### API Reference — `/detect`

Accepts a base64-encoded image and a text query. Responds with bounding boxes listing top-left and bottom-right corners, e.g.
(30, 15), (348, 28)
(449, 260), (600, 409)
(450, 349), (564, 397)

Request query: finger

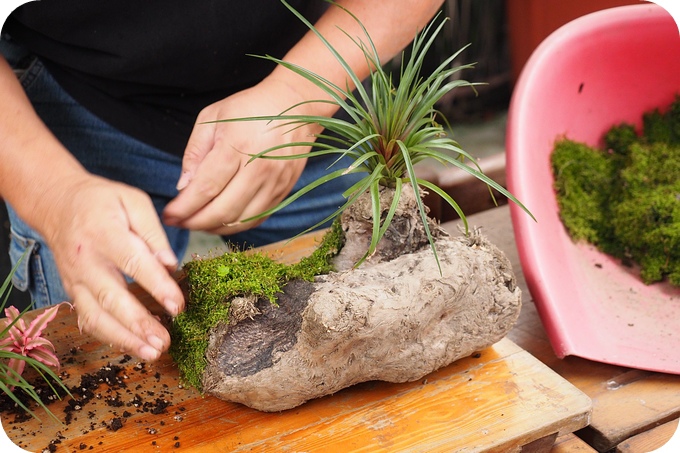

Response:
(189, 169), (298, 236)
(174, 160), (284, 232)
(123, 193), (179, 270)
(103, 229), (184, 317)
(177, 118), (217, 191)
(114, 197), (185, 315)
(72, 283), (167, 361)
(80, 261), (173, 346)
(177, 170), (260, 229)
(163, 146), (240, 225)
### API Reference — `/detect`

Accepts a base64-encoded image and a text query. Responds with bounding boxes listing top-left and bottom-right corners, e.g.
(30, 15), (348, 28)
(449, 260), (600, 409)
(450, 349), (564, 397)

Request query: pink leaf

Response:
(0, 336), (14, 350)
(3, 306), (20, 321)
(3, 306), (26, 332)
(6, 327), (27, 352)
(25, 336), (56, 352)
(7, 357), (26, 379)
(23, 304), (61, 340)
(28, 346), (60, 369)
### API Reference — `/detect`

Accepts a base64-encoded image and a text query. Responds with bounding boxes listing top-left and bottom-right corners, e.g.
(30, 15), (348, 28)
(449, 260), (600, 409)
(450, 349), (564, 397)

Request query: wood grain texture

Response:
(1, 324), (590, 452)
(551, 433), (598, 452)
(615, 418), (679, 453)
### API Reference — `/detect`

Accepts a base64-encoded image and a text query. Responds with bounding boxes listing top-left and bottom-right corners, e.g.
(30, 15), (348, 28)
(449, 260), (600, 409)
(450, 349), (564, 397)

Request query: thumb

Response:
(177, 118), (217, 190)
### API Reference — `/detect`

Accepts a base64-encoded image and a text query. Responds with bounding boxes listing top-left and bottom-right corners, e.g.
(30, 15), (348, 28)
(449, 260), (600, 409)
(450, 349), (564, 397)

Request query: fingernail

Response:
(140, 344), (161, 361)
(165, 298), (180, 316)
(147, 335), (166, 352)
(176, 170), (191, 191)
(155, 250), (178, 268)
(163, 215), (178, 226)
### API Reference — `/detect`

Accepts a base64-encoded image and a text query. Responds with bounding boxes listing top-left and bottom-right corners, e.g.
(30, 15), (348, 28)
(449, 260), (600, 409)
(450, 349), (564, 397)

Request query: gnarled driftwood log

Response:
(201, 229), (521, 411)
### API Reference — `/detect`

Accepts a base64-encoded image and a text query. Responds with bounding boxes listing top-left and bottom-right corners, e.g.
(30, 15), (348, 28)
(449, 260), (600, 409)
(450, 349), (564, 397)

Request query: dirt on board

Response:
(0, 345), (192, 452)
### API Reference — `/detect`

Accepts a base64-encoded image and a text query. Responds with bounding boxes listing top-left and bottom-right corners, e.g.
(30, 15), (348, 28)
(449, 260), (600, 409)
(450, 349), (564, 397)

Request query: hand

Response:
(163, 77), (321, 235)
(45, 175), (184, 361)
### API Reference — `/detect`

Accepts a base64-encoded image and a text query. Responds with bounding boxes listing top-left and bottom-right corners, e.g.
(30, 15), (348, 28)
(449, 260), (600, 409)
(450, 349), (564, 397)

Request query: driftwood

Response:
(201, 230), (521, 411)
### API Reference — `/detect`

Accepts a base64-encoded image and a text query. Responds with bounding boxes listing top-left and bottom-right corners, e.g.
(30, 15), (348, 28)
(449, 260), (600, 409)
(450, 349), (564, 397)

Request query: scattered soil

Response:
(0, 347), (187, 452)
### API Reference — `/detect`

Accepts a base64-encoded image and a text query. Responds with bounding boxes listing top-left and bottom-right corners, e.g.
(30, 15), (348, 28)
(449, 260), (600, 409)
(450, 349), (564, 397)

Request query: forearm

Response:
(268, 0), (445, 117)
(0, 56), (88, 238)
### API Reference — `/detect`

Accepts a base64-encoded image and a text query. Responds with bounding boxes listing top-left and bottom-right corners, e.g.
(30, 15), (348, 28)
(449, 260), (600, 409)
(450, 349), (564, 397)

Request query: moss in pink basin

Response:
(552, 97), (680, 286)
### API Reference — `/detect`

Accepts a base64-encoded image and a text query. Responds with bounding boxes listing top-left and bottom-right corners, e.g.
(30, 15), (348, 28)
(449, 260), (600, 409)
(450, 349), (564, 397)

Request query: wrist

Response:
(265, 66), (342, 120)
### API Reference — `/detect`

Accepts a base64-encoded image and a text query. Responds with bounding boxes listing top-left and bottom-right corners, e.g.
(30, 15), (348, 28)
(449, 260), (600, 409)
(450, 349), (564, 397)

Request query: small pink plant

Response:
(0, 304), (62, 380)
(0, 261), (71, 422)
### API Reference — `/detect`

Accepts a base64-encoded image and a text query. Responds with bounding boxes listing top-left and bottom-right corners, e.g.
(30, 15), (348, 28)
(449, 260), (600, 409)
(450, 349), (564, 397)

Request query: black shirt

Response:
(3, 1), (325, 156)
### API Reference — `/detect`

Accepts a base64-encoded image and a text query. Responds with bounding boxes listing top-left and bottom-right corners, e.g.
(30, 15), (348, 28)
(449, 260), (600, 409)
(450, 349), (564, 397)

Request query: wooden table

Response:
(1, 205), (676, 452)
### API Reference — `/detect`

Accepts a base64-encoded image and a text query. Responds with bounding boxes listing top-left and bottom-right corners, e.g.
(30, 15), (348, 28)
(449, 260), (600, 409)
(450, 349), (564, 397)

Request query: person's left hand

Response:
(163, 77), (321, 235)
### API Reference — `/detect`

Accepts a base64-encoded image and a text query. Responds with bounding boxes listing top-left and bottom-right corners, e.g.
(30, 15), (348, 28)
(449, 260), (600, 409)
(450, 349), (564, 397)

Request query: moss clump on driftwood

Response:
(169, 222), (344, 390)
(552, 97), (680, 286)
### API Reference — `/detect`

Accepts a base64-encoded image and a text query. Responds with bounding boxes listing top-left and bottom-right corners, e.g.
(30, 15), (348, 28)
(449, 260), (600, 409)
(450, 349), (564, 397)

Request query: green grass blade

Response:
(240, 167), (363, 223)
(419, 149), (536, 222)
(378, 177), (402, 240)
(367, 179), (382, 258)
(279, 0), (375, 116)
(397, 141), (442, 274)
(417, 178), (468, 234)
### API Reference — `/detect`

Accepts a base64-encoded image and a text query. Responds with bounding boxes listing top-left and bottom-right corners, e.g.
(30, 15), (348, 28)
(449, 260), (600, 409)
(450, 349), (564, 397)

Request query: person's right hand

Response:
(43, 174), (185, 361)
(0, 55), (182, 361)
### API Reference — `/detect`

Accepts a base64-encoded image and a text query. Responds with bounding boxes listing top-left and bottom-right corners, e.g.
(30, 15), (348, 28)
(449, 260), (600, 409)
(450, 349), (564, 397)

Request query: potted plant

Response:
(170, 0), (532, 411)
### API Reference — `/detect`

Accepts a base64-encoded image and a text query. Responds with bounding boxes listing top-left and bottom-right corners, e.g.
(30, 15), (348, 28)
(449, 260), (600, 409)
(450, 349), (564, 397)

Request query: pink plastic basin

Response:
(507, 4), (680, 373)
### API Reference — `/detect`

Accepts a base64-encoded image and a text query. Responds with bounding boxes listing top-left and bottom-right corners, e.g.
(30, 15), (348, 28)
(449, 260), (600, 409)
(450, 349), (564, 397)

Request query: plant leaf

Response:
(397, 140), (442, 274)
(7, 356), (26, 379)
(27, 345), (60, 369)
(23, 304), (61, 340)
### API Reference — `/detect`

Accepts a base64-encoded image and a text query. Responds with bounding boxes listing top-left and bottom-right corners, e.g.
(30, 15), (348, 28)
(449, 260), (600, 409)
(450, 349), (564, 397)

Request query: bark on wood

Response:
(202, 230), (522, 412)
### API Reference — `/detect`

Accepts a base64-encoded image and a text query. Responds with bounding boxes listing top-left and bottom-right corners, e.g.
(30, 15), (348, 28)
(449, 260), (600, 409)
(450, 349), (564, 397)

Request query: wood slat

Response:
(615, 418), (679, 453)
(551, 433), (597, 452)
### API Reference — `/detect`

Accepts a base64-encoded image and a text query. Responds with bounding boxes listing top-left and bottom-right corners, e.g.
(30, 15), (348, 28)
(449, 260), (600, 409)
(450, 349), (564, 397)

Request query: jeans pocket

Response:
(8, 227), (50, 307)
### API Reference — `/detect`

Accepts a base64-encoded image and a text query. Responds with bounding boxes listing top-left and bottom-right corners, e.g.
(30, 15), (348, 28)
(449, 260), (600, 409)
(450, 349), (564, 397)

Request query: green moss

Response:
(169, 220), (345, 390)
(552, 97), (680, 287)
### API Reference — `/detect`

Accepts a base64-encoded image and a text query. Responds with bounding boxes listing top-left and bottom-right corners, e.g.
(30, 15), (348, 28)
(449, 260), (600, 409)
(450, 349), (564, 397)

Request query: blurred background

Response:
(0, 0), (641, 309)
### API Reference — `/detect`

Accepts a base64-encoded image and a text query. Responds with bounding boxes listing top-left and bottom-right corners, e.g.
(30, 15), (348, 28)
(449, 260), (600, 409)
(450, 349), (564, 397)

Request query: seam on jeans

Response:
(18, 57), (43, 91)
(8, 226), (35, 292)
(29, 246), (51, 306)
(8, 226), (50, 306)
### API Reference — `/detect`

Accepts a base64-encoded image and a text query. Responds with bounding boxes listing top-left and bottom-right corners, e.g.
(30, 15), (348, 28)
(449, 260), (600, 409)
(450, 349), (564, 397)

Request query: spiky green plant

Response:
(221, 0), (533, 268)
(0, 257), (71, 423)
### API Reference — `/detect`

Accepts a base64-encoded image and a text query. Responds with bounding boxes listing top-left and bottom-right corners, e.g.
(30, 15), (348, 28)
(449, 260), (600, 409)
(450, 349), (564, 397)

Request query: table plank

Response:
(615, 418), (679, 453)
(551, 433), (597, 452)
(2, 210), (592, 452)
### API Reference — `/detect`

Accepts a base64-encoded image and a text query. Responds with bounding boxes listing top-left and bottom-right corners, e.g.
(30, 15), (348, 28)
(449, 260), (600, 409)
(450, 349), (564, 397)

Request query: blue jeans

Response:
(1, 37), (361, 309)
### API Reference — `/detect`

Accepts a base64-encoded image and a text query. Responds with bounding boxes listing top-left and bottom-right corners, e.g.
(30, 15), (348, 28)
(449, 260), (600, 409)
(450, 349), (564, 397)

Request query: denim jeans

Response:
(1, 36), (362, 308)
